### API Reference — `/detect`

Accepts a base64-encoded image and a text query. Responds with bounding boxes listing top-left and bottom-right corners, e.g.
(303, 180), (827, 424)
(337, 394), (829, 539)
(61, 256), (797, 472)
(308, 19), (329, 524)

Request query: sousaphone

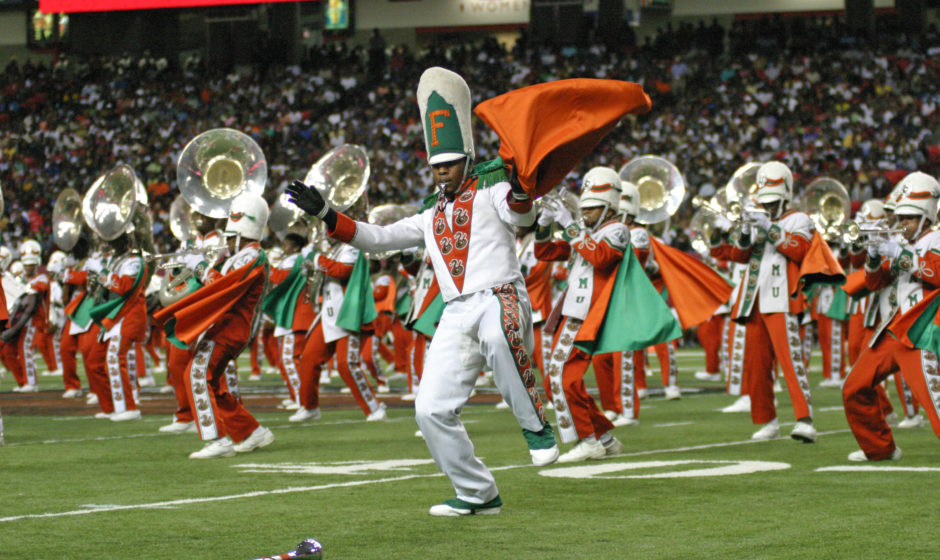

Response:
(303, 144), (369, 212)
(82, 164), (148, 241)
(177, 128), (267, 219)
(618, 155), (686, 225)
(53, 188), (84, 251)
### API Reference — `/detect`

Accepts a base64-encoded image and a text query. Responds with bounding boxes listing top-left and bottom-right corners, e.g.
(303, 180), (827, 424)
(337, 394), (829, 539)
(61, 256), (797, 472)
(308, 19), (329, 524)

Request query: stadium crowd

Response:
(0, 14), (938, 253)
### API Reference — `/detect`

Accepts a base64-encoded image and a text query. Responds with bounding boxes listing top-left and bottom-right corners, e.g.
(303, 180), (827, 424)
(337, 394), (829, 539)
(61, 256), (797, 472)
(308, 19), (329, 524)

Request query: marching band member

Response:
(843, 172), (940, 461)
(516, 217), (554, 403)
(1, 240), (48, 392)
(535, 167), (626, 461)
(399, 248), (441, 401)
(262, 232), (315, 415)
(291, 230), (386, 422)
(88, 228), (154, 422)
(710, 162), (820, 443)
(360, 257), (395, 393)
(154, 192), (276, 459)
(288, 67), (558, 516)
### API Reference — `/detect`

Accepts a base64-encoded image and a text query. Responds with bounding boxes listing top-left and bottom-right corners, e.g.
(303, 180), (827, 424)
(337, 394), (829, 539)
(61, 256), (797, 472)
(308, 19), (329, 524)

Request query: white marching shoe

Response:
(400, 391), (417, 401)
(94, 412), (112, 419)
(62, 388), (83, 398)
(289, 407), (322, 422)
(612, 414), (638, 427)
(603, 410), (617, 421)
(110, 410), (142, 422)
(790, 420), (817, 443)
(17, 384), (38, 393)
(189, 437), (236, 459)
(530, 444), (559, 467)
(898, 414), (926, 429)
(818, 378), (842, 388)
(159, 420), (197, 434)
(557, 439), (606, 463)
(233, 426), (275, 453)
(158, 385), (175, 394)
(848, 447), (902, 462)
(751, 418), (780, 441)
(86, 393), (99, 405)
(366, 404), (388, 421)
(694, 371), (722, 382)
(495, 399), (510, 410)
(664, 385), (681, 400)
(138, 376), (156, 387)
(636, 388), (648, 399)
(721, 395), (751, 413)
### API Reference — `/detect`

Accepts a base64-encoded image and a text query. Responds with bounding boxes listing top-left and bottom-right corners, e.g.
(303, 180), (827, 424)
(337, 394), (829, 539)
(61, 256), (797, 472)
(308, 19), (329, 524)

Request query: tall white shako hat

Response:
(0, 246), (11, 271)
(884, 178), (908, 213)
(619, 180), (640, 218)
(417, 67), (474, 166)
(755, 161), (794, 204)
(20, 239), (42, 266)
(224, 192), (269, 241)
(579, 167), (622, 211)
(893, 171), (940, 224)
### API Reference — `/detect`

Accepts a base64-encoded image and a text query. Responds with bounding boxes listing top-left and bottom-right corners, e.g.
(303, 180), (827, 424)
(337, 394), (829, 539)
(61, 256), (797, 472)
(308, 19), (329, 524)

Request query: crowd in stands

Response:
(0, 14), (938, 253)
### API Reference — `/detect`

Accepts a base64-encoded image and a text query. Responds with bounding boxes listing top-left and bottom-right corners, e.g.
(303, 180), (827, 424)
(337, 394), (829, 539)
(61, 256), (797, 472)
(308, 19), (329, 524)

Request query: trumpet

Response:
(691, 195), (765, 224)
(840, 220), (907, 244)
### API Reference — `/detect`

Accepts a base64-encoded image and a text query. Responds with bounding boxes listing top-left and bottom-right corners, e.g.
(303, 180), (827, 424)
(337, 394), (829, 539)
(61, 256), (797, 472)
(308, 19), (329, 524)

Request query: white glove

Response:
(867, 240), (881, 260)
(878, 239), (903, 260)
(749, 211), (772, 231)
(537, 200), (556, 227)
(554, 202), (575, 229)
(713, 214), (733, 232)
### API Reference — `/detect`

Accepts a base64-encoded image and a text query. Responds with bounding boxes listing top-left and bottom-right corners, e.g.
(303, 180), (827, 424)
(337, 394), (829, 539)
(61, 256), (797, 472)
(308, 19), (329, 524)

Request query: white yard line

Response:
(0, 428), (852, 524)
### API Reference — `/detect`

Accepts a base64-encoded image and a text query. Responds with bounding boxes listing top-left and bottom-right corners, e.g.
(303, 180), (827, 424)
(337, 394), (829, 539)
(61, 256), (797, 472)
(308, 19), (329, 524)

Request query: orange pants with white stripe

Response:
(843, 334), (940, 460)
(742, 311), (813, 425)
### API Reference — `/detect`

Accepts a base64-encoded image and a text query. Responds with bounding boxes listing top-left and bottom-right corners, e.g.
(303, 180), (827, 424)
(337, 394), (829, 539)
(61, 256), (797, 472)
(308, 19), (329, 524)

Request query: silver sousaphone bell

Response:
(304, 144), (369, 212)
(177, 128), (267, 219)
(52, 188), (84, 251)
(82, 164), (148, 241)
(618, 155), (686, 225)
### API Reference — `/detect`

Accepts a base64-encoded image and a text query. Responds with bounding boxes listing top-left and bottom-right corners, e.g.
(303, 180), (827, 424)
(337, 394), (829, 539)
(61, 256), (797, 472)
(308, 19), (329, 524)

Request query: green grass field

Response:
(1, 349), (938, 560)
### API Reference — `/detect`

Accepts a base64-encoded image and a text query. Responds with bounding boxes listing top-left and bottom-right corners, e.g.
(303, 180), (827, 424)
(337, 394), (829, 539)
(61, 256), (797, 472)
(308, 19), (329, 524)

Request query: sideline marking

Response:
(539, 459), (790, 479)
(816, 466), (940, 473)
(652, 421), (693, 428)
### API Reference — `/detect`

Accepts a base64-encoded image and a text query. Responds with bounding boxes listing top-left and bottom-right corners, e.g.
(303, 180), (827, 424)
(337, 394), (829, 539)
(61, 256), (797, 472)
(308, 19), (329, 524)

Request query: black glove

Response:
(0, 329), (13, 343)
(508, 164), (529, 202)
(286, 180), (330, 219)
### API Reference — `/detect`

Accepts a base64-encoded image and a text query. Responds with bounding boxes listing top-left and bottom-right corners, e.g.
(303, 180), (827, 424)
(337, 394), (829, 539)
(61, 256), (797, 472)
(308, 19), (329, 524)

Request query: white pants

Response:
(415, 281), (547, 504)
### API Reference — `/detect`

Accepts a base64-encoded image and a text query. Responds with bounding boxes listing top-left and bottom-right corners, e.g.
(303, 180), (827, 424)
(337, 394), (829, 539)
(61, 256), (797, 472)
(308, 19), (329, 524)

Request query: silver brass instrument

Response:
(618, 155), (686, 225)
(82, 164), (146, 241)
(301, 145), (370, 302)
(269, 191), (309, 238)
(840, 220), (907, 244)
(168, 195), (204, 243)
(365, 204), (408, 260)
(52, 188), (84, 251)
(303, 144), (369, 212)
(536, 185), (581, 239)
(798, 177), (851, 241)
(177, 128), (267, 219)
(724, 162), (763, 205)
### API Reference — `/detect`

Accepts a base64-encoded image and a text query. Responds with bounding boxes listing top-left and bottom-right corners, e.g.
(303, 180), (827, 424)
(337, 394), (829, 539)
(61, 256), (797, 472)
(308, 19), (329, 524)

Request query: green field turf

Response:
(1, 349), (938, 560)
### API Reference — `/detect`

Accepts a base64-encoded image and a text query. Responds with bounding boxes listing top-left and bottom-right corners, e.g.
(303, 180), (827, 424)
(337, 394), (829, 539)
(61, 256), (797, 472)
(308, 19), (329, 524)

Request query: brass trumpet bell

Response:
(303, 144), (369, 212)
(618, 155), (686, 225)
(177, 128), (267, 219)
(52, 188), (84, 251)
(82, 164), (145, 241)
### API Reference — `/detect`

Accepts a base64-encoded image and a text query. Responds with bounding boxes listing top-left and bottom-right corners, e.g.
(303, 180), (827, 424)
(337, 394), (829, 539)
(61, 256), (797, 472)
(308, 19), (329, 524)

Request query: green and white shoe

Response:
(429, 496), (502, 516)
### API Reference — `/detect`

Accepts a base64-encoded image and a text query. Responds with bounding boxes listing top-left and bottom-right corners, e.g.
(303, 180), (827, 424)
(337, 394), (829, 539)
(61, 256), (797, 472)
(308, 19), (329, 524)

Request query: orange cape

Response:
(474, 78), (652, 198)
(792, 232), (845, 295)
(650, 237), (733, 329)
(153, 263), (266, 349)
